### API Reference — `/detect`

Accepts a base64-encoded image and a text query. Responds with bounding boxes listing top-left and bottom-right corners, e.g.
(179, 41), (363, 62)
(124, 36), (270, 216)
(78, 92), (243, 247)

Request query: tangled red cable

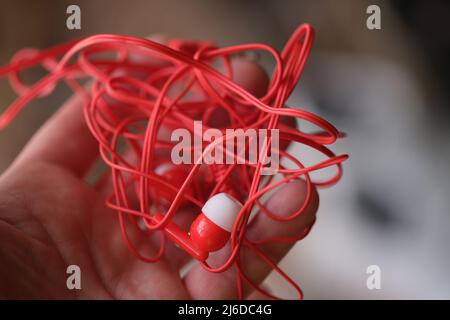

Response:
(0, 23), (348, 299)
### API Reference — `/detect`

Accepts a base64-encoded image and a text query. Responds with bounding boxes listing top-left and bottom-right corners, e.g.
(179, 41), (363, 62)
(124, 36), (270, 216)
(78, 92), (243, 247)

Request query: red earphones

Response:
(0, 23), (349, 299)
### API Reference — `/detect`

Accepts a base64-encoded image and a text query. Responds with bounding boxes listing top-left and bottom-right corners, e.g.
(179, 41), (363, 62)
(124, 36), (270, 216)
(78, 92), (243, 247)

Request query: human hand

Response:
(0, 53), (318, 299)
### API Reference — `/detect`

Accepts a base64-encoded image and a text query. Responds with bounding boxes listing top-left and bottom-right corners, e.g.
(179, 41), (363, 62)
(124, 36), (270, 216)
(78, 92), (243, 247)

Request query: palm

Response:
(0, 161), (189, 299)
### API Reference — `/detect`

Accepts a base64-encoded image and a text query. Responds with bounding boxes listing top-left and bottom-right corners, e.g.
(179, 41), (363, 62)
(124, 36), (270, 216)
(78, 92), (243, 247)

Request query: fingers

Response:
(160, 57), (270, 270)
(184, 180), (318, 299)
(97, 214), (190, 299)
(229, 58), (269, 98)
(240, 180), (318, 293)
(207, 58), (269, 128)
(10, 93), (98, 177)
(182, 56), (308, 299)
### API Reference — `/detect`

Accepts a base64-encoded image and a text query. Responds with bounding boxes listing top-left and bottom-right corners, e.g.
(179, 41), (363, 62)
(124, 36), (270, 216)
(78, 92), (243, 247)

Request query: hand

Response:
(0, 56), (318, 299)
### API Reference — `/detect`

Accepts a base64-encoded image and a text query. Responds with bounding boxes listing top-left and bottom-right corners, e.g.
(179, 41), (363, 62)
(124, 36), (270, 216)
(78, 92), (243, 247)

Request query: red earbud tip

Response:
(189, 214), (230, 252)
(190, 193), (243, 252)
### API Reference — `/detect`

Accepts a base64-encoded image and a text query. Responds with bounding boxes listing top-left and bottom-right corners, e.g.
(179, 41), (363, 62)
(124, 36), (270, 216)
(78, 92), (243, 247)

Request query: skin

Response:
(0, 55), (318, 299)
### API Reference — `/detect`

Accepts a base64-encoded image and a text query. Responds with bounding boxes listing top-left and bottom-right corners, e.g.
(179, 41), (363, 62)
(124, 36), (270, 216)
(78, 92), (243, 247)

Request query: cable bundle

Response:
(0, 24), (348, 299)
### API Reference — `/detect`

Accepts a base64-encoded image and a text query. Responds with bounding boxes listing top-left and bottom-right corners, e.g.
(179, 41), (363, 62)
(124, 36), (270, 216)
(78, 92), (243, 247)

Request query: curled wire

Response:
(0, 24), (348, 299)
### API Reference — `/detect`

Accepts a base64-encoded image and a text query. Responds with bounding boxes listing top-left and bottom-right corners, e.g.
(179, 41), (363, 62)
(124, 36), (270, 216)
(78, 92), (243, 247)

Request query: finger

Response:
(11, 93), (98, 177)
(88, 197), (191, 299)
(207, 58), (269, 128)
(127, 34), (169, 65)
(184, 180), (318, 299)
(247, 287), (272, 300)
(97, 214), (190, 299)
(240, 180), (318, 296)
(230, 58), (269, 98)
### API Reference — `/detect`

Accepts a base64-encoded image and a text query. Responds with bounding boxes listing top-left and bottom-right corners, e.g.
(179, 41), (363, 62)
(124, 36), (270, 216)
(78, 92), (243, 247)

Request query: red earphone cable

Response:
(0, 24), (348, 299)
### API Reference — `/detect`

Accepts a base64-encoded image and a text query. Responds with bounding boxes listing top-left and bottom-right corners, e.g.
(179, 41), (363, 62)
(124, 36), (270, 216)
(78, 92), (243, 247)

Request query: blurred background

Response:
(1, 0), (449, 299)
